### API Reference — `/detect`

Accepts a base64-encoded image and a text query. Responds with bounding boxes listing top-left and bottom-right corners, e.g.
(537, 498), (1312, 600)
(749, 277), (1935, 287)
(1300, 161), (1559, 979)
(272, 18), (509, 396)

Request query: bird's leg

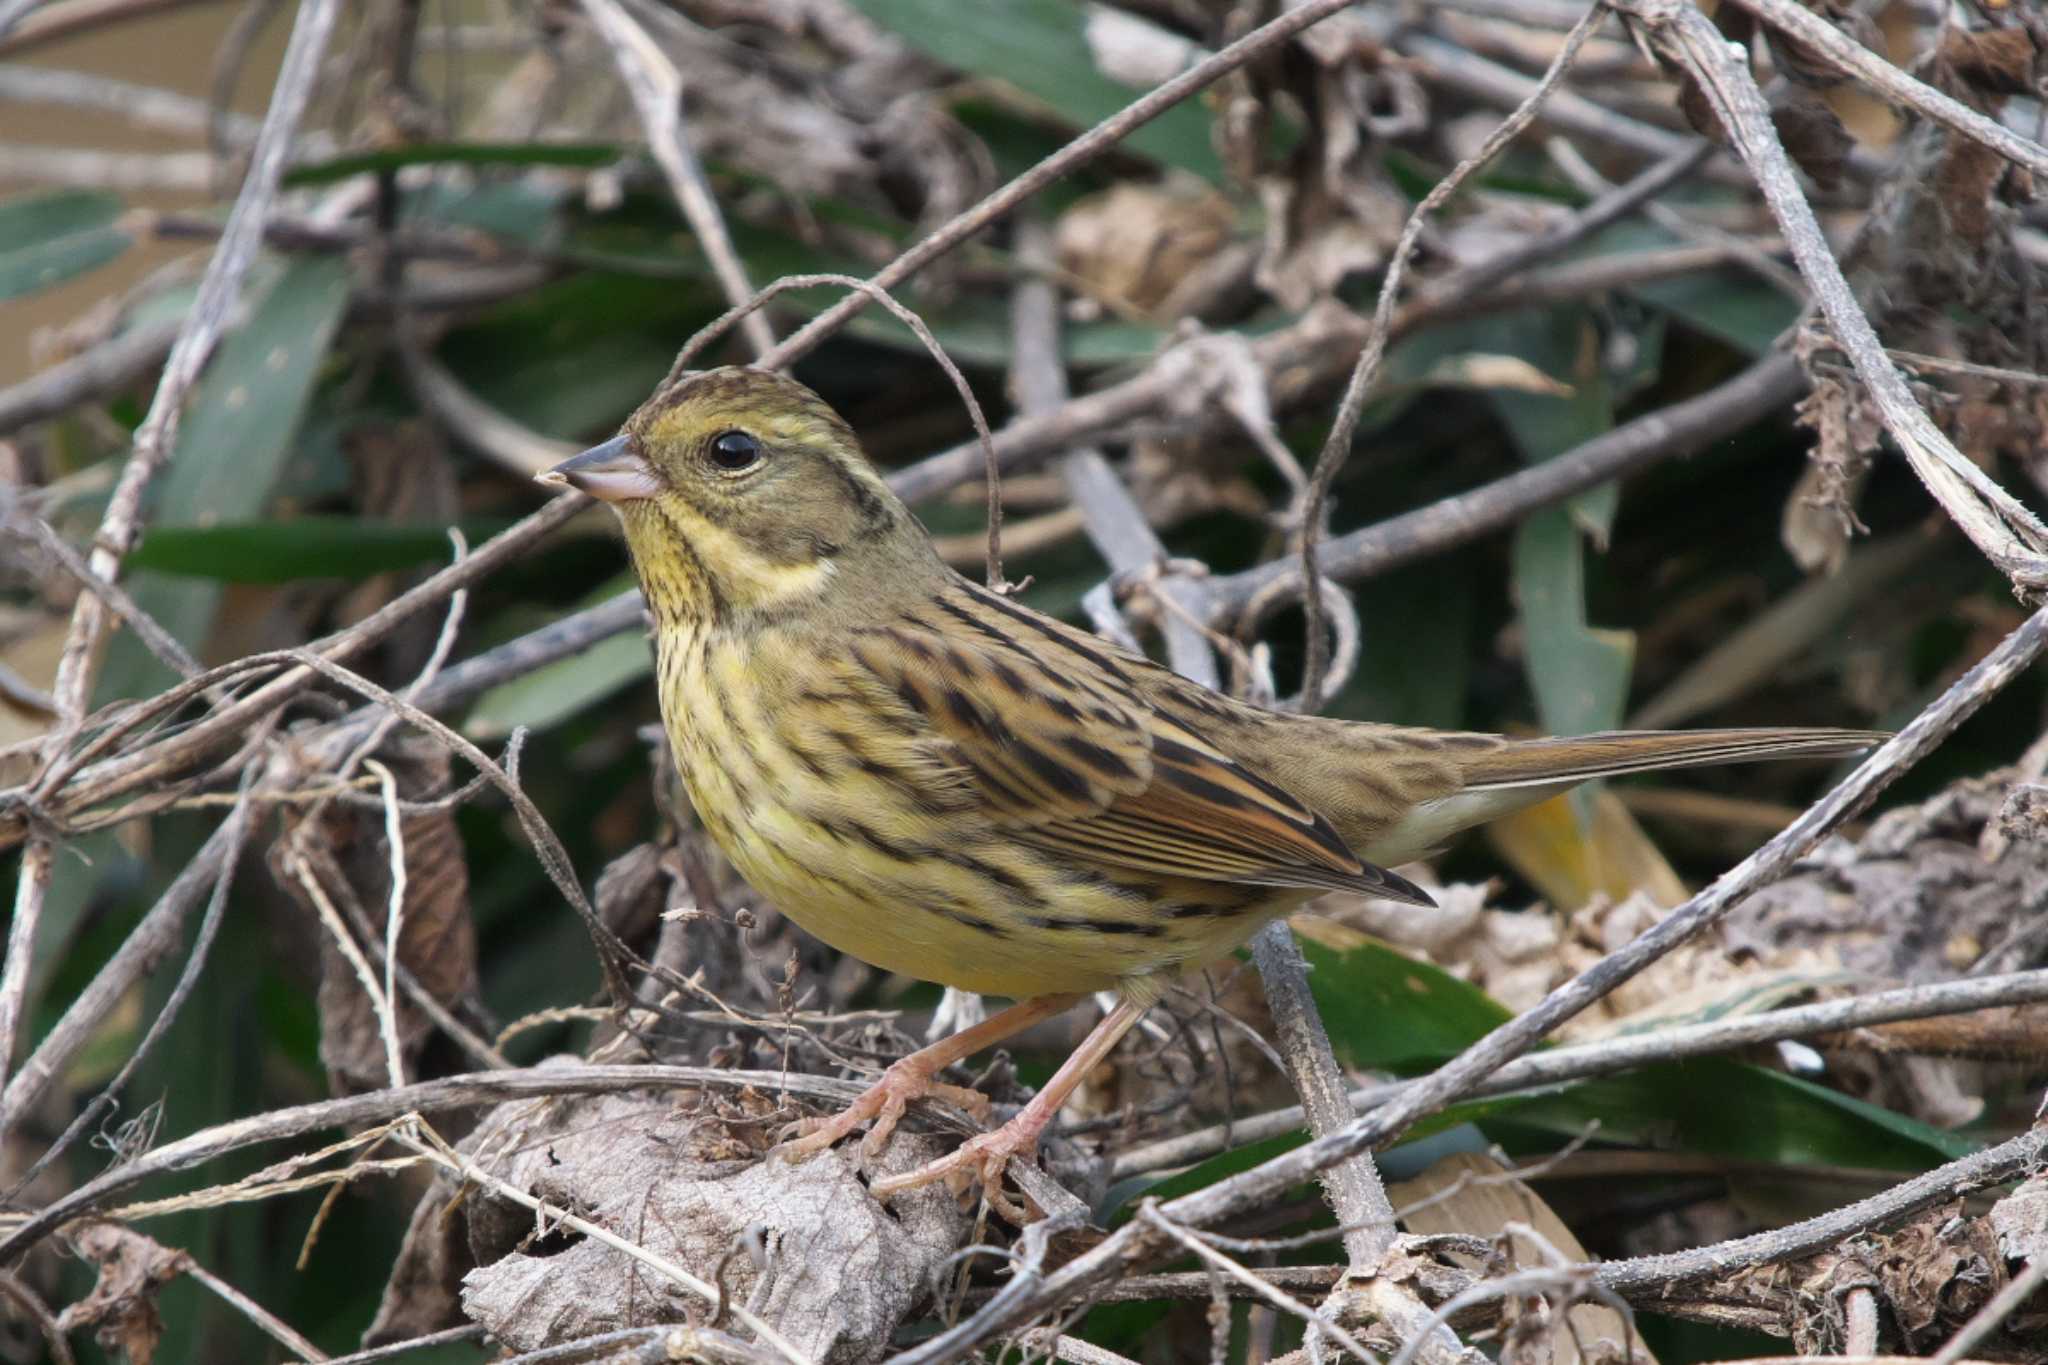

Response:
(776, 993), (1083, 1161)
(869, 996), (1150, 1218)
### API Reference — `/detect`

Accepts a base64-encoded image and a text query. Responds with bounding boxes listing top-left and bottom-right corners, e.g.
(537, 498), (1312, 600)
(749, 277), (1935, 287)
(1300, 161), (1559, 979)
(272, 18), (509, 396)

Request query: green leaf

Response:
(0, 189), (131, 300)
(466, 578), (651, 738)
(752, 270), (1169, 367)
(407, 179), (569, 243)
(0, 187), (119, 242)
(1482, 307), (1618, 539)
(1513, 506), (1635, 741)
(1326, 559), (1473, 730)
(439, 271), (716, 440)
(129, 518), (497, 584)
(1562, 216), (1798, 357)
(1105, 1129), (1308, 1216)
(1494, 1057), (1971, 1169)
(285, 141), (621, 187)
(1631, 267), (1801, 357)
(1106, 932), (1970, 1214)
(466, 627), (652, 740)
(1448, 306), (1635, 747)
(1300, 935), (1511, 1072)
(844, 0), (1224, 182)
(564, 212), (1173, 370)
(1301, 932), (1967, 1168)
(96, 255), (353, 701)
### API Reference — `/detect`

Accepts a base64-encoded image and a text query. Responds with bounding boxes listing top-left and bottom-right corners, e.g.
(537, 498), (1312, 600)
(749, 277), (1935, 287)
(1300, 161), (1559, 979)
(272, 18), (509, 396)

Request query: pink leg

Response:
(869, 995), (1150, 1219)
(776, 993), (1083, 1161)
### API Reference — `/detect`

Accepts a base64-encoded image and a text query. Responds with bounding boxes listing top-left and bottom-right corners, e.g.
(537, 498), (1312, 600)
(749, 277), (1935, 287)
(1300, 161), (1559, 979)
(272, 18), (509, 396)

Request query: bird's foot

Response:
(775, 1059), (992, 1161)
(868, 1110), (1051, 1224)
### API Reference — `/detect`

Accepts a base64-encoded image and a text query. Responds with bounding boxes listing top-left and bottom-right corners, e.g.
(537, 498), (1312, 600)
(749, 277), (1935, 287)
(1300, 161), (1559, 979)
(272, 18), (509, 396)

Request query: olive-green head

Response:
(539, 367), (929, 622)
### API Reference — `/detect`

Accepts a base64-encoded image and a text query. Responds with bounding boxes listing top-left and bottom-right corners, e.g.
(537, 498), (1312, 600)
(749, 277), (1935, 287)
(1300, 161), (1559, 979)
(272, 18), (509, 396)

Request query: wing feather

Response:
(843, 599), (1433, 907)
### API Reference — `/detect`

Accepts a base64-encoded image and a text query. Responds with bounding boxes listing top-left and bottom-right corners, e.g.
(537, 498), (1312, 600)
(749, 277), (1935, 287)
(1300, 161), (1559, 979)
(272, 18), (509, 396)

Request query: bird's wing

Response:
(842, 595), (1432, 906)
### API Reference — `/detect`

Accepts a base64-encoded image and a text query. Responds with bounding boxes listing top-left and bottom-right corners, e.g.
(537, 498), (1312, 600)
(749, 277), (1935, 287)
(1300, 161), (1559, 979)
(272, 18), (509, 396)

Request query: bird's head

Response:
(539, 368), (931, 624)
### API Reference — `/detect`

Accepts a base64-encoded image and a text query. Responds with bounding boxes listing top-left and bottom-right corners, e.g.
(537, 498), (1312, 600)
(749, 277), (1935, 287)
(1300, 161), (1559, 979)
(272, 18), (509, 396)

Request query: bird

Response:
(538, 365), (1882, 1219)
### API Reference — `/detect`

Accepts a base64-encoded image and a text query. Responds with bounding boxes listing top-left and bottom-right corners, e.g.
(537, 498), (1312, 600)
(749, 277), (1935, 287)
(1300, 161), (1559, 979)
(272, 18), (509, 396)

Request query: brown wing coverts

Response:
(846, 584), (1433, 907)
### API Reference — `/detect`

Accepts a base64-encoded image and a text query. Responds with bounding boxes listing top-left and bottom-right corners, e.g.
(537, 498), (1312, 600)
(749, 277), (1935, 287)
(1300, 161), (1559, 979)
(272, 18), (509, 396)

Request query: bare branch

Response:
(581, 0), (774, 357)
(1299, 0), (1609, 704)
(1721, 0), (2048, 180)
(943, 600), (2048, 1341)
(1206, 351), (1807, 622)
(1614, 0), (2048, 589)
(1113, 966), (2048, 1177)
(0, 0), (344, 1094)
(759, 0), (1365, 368)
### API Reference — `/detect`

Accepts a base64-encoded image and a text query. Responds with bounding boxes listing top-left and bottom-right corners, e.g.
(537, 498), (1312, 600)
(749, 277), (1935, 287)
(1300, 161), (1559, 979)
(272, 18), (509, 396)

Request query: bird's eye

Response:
(708, 430), (762, 472)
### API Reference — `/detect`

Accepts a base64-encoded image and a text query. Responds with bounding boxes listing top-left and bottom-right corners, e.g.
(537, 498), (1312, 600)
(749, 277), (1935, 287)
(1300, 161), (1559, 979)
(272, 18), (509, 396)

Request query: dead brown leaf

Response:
(1787, 332), (1880, 573)
(1055, 182), (1243, 320)
(1391, 1151), (1657, 1365)
(447, 1084), (971, 1363)
(1873, 1203), (2004, 1347)
(1770, 88), (1853, 190)
(1989, 1172), (2048, 1265)
(269, 736), (480, 1094)
(1938, 26), (2039, 99)
(54, 1224), (189, 1365)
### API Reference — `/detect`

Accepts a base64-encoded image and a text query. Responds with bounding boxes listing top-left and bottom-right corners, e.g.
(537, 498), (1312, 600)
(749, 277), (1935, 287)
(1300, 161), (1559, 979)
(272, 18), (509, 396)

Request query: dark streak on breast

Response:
(1023, 915), (1166, 938)
(937, 847), (1047, 909)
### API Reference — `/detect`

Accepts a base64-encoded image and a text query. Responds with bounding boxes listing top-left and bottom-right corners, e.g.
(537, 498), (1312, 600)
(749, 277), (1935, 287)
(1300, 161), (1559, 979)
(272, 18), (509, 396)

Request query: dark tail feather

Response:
(1459, 727), (1886, 792)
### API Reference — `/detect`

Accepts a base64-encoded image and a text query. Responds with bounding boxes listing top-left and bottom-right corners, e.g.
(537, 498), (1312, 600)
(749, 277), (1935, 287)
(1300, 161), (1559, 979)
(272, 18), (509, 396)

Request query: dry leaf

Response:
(1055, 182), (1241, 319)
(1484, 788), (1689, 912)
(1391, 1152), (1657, 1365)
(1231, 5), (1415, 311)
(1873, 1204), (2004, 1347)
(1254, 156), (1408, 311)
(269, 736), (480, 1094)
(1416, 353), (1573, 397)
(1771, 88), (1853, 190)
(453, 1085), (971, 1363)
(1788, 332), (1880, 574)
(1083, 4), (1198, 88)
(1989, 1173), (2048, 1264)
(55, 1225), (189, 1365)
(1934, 135), (2012, 247)
(1938, 25), (2039, 99)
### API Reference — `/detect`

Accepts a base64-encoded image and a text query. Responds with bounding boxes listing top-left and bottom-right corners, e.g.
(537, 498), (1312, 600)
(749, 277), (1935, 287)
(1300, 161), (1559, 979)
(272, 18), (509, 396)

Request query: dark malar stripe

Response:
(822, 458), (894, 537)
(650, 504), (729, 626)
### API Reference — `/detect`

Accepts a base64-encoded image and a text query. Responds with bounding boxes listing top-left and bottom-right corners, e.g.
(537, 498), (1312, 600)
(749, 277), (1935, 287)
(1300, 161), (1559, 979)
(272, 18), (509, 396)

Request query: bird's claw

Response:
(868, 1118), (1043, 1224)
(771, 1064), (993, 1164)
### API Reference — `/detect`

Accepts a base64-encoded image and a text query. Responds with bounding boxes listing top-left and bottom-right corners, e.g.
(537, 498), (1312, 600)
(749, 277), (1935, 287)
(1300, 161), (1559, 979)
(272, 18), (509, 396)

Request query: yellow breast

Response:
(652, 627), (1298, 998)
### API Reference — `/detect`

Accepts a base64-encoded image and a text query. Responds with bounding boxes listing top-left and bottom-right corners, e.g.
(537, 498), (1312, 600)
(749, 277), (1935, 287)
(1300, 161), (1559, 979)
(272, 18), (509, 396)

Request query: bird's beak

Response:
(535, 434), (662, 503)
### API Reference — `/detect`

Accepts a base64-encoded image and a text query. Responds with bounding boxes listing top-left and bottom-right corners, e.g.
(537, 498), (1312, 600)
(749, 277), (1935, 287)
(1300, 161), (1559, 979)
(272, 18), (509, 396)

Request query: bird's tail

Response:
(1351, 726), (1884, 866)
(1455, 726), (1887, 792)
